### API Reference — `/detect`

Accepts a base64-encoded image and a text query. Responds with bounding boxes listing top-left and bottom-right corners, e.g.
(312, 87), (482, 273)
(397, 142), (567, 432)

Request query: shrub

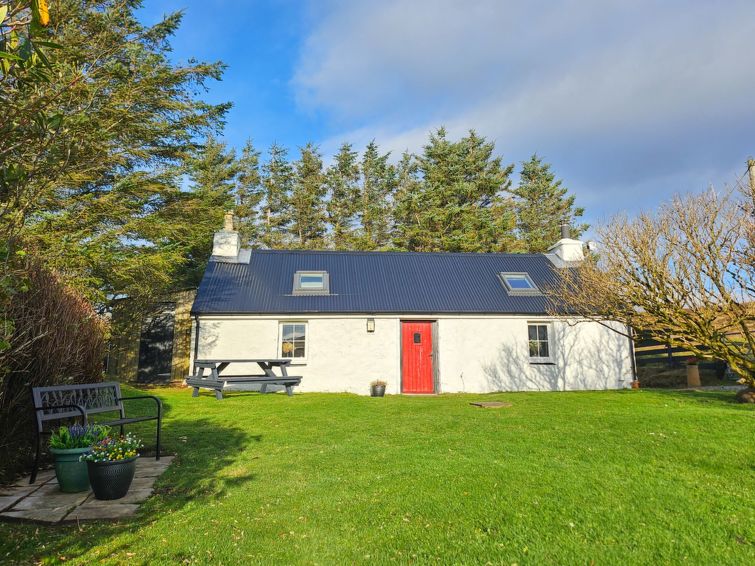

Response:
(49, 424), (110, 450)
(0, 260), (107, 482)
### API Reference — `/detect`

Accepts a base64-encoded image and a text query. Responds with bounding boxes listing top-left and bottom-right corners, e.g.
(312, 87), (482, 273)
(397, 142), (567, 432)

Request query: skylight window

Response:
(499, 272), (540, 295)
(293, 271), (330, 295)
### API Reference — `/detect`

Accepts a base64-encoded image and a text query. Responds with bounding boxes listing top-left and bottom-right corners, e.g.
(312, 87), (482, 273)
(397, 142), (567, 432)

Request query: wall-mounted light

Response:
(366, 318), (375, 333)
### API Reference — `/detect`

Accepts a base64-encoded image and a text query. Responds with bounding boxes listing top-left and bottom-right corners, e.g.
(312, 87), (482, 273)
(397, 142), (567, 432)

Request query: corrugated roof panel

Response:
(191, 250), (561, 315)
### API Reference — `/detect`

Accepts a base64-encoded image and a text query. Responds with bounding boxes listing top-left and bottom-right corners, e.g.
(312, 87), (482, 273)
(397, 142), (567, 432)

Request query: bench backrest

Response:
(32, 382), (123, 430)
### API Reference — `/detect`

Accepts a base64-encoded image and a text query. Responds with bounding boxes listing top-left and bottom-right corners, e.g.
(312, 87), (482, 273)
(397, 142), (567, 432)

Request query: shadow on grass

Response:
(647, 388), (749, 406)
(6, 412), (259, 564)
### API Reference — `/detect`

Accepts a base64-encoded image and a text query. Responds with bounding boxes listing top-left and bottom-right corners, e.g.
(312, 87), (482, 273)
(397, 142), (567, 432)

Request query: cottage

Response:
(189, 216), (635, 395)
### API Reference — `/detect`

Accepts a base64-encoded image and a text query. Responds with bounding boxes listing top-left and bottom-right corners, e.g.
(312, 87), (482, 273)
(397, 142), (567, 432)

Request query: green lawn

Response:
(1, 387), (753, 565)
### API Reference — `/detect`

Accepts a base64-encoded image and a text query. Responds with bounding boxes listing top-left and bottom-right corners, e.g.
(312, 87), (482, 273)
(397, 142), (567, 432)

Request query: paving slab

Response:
(15, 470), (55, 486)
(67, 504), (139, 520)
(0, 495), (25, 512)
(0, 455), (174, 524)
(13, 492), (89, 511)
(78, 489), (153, 506)
(0, 506), (71, 523)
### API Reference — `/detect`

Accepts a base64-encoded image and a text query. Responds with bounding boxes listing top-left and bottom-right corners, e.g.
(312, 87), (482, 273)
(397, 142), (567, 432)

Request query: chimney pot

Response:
(560, 222), (570, 239)
(212, 212), (240, 259)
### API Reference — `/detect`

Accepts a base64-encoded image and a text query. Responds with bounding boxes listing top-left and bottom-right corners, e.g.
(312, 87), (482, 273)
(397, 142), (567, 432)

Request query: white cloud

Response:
(293, 0), (755, 219)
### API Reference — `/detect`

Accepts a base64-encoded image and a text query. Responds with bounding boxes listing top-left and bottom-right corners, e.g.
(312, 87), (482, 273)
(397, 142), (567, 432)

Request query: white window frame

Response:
(292, 271), (330, 295)
(527, 322), (554, 364)
(278, 321), (308, 361)
(499, 272), (541, 295)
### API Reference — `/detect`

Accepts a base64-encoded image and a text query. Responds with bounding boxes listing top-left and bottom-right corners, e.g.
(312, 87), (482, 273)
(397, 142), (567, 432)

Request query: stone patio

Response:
(0, 456), (173, 524)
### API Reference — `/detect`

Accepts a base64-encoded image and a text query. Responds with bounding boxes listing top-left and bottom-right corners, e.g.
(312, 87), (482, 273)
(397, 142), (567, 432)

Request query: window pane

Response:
(529, 341), (539, 357)
(538, 325), (548, 341)
(528, 325), (537, 340)
(281, 341), (294, 357)
(300, 274), (324, 288)
(505, 275), (533, 289)
(282, 323), (306, 358)
(539, 342), (549, 358)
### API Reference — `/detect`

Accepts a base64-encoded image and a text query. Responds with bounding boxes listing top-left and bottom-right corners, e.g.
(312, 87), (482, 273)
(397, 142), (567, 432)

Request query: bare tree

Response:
(548, 178), (755, 391)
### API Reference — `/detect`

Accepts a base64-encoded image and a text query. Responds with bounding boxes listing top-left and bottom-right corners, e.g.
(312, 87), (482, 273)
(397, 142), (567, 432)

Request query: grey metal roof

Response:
(191, 250), (561, 315)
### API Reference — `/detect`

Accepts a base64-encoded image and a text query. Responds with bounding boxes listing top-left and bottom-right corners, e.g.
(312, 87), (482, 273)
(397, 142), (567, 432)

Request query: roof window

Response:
(293, 271), (330, 295)
(499, 272), (540, 295)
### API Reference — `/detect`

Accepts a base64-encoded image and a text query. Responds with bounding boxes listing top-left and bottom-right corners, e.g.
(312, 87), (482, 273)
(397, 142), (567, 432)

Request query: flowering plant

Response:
(81, 433), (143, 463)
(50, 424), (109, 449)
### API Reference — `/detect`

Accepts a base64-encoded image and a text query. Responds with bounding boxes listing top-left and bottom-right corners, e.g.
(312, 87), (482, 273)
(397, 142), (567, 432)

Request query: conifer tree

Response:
(510, 154), (587, 253)
(180, 135), (239, 285)
(6, 0), (229, 309)
(355, 141), (396, 250)
(325, 143), (360, 249)
(235, 139), (263, 246)
(393, 128), (516, 252)
(260, 143), (293, 249)
(290, 143), (327, 248)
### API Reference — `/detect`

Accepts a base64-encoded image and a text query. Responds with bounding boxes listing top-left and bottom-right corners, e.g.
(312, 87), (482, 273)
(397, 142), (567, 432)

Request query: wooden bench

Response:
(31, 382), (162, 484)
(186, 359), (303, 400)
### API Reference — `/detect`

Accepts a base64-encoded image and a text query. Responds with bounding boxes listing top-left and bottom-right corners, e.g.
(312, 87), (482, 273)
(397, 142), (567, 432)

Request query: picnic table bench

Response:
(186, 359), (303, 400)
(30, 382), (162, 484)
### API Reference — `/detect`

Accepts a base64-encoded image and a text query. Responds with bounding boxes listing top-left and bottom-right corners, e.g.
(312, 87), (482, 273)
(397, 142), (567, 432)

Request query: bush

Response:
(0, 261), (106, 482)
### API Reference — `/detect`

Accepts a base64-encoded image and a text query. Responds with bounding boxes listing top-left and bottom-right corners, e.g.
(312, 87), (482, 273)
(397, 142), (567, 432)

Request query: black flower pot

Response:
(370, 384), (386, 397)
(87, 456), (137, 500)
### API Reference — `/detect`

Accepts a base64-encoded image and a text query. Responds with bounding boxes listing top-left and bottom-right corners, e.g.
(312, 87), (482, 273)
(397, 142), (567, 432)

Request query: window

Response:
(293, 271), (329, 295)
(280, 322), (307, 359)
(528, 323), (553, 362)
(499, 272), (540, 295)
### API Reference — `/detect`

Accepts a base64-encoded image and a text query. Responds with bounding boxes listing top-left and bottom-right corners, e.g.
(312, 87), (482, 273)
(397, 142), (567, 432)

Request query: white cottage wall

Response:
(190, 315), (633, 395)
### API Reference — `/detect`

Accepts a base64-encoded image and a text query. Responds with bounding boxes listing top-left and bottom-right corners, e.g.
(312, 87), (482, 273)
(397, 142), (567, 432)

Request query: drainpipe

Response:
(192, 315), (200, 373)
(628, 325), (638, 387)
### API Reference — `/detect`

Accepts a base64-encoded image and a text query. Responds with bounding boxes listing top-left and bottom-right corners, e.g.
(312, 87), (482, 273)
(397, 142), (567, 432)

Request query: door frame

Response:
(400, 319), (439, 394)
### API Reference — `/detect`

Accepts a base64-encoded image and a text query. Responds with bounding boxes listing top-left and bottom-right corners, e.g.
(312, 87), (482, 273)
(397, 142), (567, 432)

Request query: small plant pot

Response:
(370, 384), (386, 397)
(50, 447), (92, 493)
(686, 364), (701, 388)
(87, 457), (138, 500)
(631, 380), (640, 390)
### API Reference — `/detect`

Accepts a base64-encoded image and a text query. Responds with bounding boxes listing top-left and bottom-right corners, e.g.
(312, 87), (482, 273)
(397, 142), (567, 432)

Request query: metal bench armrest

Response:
(34, 403), (88, 425)
(117, 395), (162, 418)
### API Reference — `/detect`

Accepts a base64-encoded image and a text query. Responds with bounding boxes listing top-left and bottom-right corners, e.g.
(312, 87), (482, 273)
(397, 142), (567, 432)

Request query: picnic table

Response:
(186, 359), (303, 400)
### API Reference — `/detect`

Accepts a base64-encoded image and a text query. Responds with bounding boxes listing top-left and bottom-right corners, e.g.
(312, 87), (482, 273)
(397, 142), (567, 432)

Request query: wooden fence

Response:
(634, 335), (726, 375)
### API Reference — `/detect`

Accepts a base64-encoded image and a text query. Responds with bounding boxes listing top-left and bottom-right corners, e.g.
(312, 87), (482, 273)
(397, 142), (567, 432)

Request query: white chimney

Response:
(546, 223), (584, 266)
(212, 211), (240, 259)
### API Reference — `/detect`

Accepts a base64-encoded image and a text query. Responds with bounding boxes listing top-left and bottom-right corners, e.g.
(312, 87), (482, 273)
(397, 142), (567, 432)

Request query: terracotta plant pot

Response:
(51, 447), (92, 493)
(87, 457), (137, 500)
(686, 364), (701, 388)
(631, 380), (640, 390)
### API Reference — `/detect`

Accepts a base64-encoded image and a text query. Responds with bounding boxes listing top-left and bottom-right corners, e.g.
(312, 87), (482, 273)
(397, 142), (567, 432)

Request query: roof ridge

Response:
(247, 249), (547, 258)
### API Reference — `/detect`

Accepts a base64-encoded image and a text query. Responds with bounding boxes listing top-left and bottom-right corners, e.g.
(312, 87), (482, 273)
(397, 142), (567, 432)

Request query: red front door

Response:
(401, 321), (434, 394)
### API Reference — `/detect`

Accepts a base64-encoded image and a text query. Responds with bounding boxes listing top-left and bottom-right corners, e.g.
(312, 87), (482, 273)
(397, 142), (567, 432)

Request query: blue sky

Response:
(138, 0), (755, 226)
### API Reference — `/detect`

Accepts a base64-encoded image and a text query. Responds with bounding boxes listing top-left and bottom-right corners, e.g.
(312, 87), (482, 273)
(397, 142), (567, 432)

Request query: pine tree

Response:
(290, 143), (327, 248)
(260, 143), (293, 249)
(355, 141), (396, 250)
(8, 0), (229, 309)
(325, 143), (360, 249)
(235, 139), (263, 246)
(181, 135), (240, 285)
(393, 128), (516, 252)
(510, 154), (587, 253)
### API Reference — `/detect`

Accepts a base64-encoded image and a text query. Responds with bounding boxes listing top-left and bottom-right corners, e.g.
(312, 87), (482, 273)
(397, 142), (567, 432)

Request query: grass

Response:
(1, 387), (753, 565)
